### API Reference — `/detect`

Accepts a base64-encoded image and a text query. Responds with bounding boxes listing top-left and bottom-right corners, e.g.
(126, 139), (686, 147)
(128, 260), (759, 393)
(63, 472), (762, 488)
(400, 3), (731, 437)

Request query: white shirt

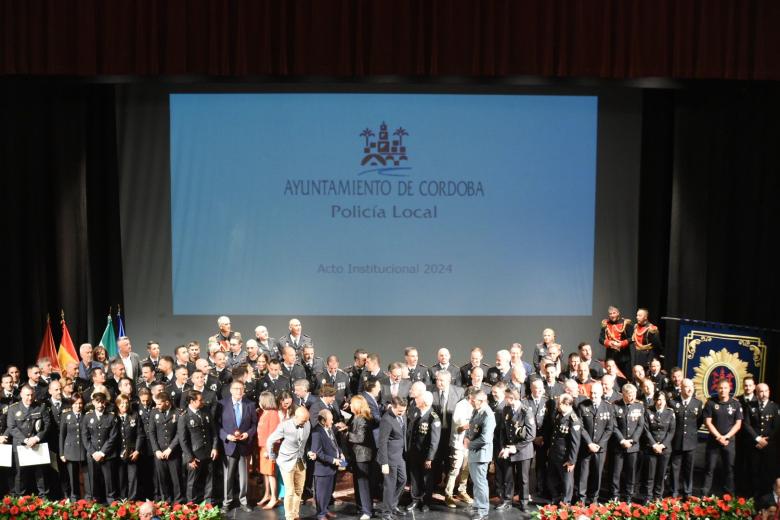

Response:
(450, 398), (474, 448)
(120, 352), (134, 379)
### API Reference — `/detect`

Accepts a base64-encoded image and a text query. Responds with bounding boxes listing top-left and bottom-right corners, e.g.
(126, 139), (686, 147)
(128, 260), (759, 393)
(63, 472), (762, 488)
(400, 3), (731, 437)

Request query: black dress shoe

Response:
(392, 507), (408, 517)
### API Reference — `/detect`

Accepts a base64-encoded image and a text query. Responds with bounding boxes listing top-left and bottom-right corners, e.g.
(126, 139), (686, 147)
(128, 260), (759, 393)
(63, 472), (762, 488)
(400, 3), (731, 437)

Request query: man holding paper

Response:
(6, 385), (50, 496)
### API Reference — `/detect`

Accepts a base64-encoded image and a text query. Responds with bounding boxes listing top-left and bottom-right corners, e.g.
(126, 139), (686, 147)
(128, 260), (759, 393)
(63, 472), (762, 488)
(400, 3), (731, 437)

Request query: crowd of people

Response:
(1, 308), (779, 520)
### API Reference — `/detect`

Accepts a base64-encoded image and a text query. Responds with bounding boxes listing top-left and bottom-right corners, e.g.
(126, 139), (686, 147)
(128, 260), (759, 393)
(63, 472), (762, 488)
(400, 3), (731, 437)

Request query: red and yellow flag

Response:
(36, 315), (60, 372)
(57, 315), (79, 371)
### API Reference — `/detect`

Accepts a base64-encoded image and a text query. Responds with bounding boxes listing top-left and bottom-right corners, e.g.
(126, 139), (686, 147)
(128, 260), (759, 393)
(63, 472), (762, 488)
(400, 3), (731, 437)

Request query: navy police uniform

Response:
(545, 410), (581, 505)
(639, 406), (675, 500)
(82, 409), (120, 502)
(148, 408), (185, 503)
(576, 398), (613, 503)
(701, 397), (743, 496)
(669, 396), (702, 498)
(6, 401), (51, 496)
(609, 400), (644, 502)
(178, 405), (219, 503)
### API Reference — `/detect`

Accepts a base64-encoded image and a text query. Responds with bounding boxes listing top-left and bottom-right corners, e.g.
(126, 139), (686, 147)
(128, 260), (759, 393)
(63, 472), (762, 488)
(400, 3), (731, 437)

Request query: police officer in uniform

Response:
(404, 347), (430, 386)
(736, 376), (759, 496)
(179, 389), (219, 503)
(166, 365), (192, 410)
(669, 378), (702, 499)
(743, 383), (780, 495)
(576, 381), (613, 505)
(318, 356), (351, 409)
(701, 379), (743, 497)
(545, 393), (581, 505)
(136, 387), (160, 500)
(496, 389), (535, 511)
(406, 391), (440, 513)
(59, 393), (87, 500)
(460, 347), (491, 389)
(7, 385), (51, 497)
(259, 359), (291, 399)
(345, 349), (368, 397)
(609, 383), (644, 502)
(115, 394), (144, 500)
(82, 392), (120, 503)
(639, 391), (675, 501)
(148, 391), (185, 503)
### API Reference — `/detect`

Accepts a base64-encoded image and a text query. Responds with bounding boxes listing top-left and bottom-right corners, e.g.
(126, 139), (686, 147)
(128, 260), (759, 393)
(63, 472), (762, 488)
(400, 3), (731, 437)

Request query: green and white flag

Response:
(99, 314), (118, 359)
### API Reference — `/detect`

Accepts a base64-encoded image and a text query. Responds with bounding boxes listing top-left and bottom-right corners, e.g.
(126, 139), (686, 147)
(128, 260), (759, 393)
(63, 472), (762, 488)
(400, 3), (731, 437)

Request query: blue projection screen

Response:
(170, 93), (598, 316)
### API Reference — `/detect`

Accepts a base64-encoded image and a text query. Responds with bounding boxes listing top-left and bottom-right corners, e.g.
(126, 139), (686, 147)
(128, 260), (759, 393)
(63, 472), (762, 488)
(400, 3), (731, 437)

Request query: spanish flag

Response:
(57, 316), (79, 372)
(36, 315), (60, 373)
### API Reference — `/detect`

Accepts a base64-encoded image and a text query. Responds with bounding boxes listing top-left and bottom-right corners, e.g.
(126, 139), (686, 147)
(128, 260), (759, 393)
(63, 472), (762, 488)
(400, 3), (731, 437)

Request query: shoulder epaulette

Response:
(418, 363), (428, 368)
(624, 319), (632, 326)
(649, 324), (659, 333)
(601, 319), (608, 327)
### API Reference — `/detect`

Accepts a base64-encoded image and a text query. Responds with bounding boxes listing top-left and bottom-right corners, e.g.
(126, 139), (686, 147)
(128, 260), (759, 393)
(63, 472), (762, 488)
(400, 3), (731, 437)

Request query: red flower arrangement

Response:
(0, 496), (221, 519)
(534, 495), (754, 520)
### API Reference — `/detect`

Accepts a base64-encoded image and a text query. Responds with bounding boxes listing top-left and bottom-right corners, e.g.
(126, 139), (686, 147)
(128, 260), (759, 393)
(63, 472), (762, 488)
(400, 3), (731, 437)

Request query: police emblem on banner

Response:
(678, 322), (767, 400)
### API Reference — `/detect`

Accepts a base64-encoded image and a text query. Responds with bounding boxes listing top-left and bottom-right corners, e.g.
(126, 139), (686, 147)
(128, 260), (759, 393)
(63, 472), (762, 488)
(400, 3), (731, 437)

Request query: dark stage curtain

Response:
(637, 86), (780, 366)
(1, 0), (779, 79)
(2, 84), (124, 366)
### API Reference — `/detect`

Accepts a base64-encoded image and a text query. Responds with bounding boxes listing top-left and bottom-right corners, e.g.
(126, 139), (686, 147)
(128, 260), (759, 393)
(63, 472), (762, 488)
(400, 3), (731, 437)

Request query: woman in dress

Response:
(257, 391), (281, 509)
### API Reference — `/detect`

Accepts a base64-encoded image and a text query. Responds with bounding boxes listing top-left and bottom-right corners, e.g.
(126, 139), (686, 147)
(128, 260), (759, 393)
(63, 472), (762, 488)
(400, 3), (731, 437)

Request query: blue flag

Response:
(117, 306), (126, 338)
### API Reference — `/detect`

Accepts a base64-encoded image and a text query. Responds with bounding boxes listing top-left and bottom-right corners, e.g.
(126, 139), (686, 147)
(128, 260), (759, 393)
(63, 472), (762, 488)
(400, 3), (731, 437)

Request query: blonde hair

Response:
(350, 394), (372, 420)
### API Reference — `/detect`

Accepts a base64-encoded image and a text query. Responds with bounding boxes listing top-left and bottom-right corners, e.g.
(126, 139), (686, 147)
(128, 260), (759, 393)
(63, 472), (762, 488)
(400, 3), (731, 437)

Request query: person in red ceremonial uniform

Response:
(599, 306), (633, 380)
(631, 308), (663, 370)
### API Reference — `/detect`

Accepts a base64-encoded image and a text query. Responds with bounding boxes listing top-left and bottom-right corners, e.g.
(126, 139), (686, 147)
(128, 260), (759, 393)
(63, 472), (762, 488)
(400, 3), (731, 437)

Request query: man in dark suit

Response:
(309, 409), (345, 520)
(46, 379), (72, 499)
(526, 378), (553, 500)
(179, 389), (218, 503)
(382, 363), (412, 405)
(306, 385), (347, 499)
(217, 381), (258, 512)
(167, 365), (192, 410)
(378, 397), (409, 520)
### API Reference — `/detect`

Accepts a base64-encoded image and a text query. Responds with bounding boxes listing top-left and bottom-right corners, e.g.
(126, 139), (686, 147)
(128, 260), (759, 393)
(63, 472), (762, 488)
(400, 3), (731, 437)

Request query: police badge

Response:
(190, 419), (196, 426)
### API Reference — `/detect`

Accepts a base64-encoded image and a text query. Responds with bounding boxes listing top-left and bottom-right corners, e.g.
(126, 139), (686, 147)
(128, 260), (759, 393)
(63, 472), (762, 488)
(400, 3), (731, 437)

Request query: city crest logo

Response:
(358, 122), (412, 177)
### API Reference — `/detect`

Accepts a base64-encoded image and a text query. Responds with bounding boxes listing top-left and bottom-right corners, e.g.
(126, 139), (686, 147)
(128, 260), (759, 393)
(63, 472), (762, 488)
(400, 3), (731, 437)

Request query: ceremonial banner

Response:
(678, 320), (768, 400)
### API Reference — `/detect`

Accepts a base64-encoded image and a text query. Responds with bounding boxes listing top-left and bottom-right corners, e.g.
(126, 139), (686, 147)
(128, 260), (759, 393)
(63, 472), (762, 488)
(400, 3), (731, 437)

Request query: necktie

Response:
(440, 391), (448, 428)
(234, 402), (242, 425)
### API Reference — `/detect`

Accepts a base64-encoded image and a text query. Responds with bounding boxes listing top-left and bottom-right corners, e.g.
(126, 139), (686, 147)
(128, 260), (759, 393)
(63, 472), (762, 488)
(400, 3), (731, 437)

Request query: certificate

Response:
(0, 444), (11, 467)
(17, 443), (51, 467)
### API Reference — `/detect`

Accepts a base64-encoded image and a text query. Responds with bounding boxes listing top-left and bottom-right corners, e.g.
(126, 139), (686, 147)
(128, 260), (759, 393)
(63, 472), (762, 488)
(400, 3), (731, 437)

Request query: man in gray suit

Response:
(465, 390), (495, 520)
(112, 336), (142, 382)
(266, 406), (312, 520)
